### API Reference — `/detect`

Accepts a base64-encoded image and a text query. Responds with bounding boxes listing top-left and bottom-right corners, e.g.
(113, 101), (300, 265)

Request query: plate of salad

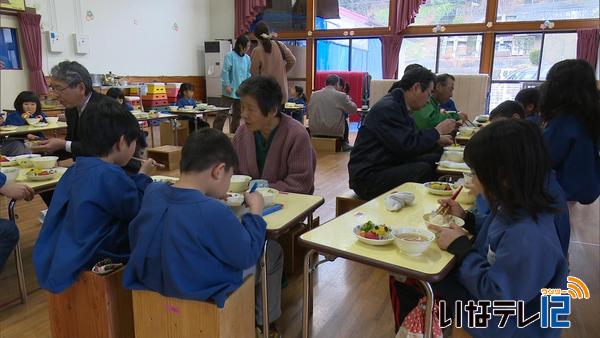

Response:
(353, 221), (394, 246)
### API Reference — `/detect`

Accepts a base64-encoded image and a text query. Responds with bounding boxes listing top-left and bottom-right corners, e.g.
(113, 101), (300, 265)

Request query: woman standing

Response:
(250, 21), (296, 104)
(216, 35), (251, 133)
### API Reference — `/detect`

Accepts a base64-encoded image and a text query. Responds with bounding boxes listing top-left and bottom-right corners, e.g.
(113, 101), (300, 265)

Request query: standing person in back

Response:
(250, 21), (296, 104)
(308, 74), (357, 151)
(540, 59), (600, 205)
(217, 35), (251, 133)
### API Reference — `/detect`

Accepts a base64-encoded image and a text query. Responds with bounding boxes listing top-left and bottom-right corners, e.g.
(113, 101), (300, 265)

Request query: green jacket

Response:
(411, 97), (460, 130)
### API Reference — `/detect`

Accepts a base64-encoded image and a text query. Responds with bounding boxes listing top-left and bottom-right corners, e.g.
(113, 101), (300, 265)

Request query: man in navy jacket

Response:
(348, 67), (457, 200)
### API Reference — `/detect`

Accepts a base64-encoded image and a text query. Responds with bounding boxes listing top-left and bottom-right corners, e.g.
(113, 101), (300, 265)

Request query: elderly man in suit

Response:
(308, 74), (357, 152)
(35, 61), (109, 157)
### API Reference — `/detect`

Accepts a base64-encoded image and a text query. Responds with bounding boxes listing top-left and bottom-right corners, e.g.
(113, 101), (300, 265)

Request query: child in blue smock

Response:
(540, 59), (600, 205)
(124, 128), (283, 334)
(176, 82), (206, 133)
(515, 87), (541, 127)
(287, 85), (307, 123)
(33, 100), (158, 293)
(1, 91), (47, 156)
(428, 119), (569, 337)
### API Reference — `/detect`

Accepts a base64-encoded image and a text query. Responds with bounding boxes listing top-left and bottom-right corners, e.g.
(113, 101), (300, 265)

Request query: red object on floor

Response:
(314, 71), (367, 122)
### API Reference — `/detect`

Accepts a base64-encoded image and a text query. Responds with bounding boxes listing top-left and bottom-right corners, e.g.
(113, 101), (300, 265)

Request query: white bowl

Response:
(14, 154), (41, 168)
(455, 187), (476, 205)
(475, 115), (489, 123)
(458, 126), (476, 136)
(444, 145), (464, 152)
(168, 106), (179, 112)
(443, 151), (464, 163)
(1, 167), (19, 183)
(30, 156), (58, 169)
(256, 188), (276, 206)
(423, 213), (465, 228)
(26, 117), (42, 125)
(229, 175), (252, 193)
(184, 105), (194, 110)
(392, 227), (435, 256)
(353, 225), (394, 246)
(423, 182), (456, 196)
(45, 117), (59, 124)
(226, 192), (245, 207)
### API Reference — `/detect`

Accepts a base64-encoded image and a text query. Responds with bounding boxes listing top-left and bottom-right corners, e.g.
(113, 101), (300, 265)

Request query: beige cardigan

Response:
(250, 41), (296, 103)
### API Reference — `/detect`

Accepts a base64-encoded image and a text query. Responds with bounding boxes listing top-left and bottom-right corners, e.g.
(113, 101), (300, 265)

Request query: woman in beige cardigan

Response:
(250, 21), (296, 103)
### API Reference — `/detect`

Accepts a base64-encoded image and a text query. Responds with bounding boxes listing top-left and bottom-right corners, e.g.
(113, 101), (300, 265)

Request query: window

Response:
(398, 35), (483, 75)
(0, 27), (21, 70)
(316, 38), (383, 79)
(316, 0), (390, 30)
(497, 0), (599, 22)
(438, 35), (483, 74)
(316, 39), (350, 71)
(350, 38), (383, 80)
(253, 0), (307, 32)
(489, 32), (576, 110)
(412, 0), (487, 25)
(398, 37), (438, 73)
(539, 33), (577, 80)
(492, 33), (543, 81)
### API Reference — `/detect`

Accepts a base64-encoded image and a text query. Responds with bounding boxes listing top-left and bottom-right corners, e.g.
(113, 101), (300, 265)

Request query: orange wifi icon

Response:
(563, 276), (590, 300)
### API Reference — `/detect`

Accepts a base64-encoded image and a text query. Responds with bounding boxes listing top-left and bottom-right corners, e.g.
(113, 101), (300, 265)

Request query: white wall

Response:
(0, 14), (30, 110)
(209, 0), (234, 40)
(30, 0), (211, 76)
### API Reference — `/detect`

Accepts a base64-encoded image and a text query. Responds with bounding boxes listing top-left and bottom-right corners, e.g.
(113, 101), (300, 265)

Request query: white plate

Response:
(423, 182), (456, 196)
(32, 122), (48, 128)
(26, 170), (57, 181)
(0, 125), (18, 131)
(423, 213), (465, 228)
(353, 225), (394, 246)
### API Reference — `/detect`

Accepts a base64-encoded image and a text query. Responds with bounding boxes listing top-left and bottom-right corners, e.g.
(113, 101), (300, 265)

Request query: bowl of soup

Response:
(229, 175), (252, 193)
(392, 227), (435, 256)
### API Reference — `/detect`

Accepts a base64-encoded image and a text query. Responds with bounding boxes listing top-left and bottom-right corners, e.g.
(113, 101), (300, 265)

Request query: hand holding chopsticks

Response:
(435, 185), (463, 216)
(133, 156), (165, 175)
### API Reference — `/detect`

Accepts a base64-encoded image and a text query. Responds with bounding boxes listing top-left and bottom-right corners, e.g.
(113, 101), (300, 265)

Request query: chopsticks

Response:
(435, 185), (463, 216)
(132, 157), (165, 168)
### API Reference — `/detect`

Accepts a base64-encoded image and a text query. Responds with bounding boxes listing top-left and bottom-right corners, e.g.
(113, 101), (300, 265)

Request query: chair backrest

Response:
(131, 275), (255, 338)
(48, 267), (134, 338)
(369, 74), (490, 120)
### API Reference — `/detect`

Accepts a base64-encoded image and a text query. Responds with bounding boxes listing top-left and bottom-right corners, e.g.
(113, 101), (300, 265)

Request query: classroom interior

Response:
(0, 0), (599, 337)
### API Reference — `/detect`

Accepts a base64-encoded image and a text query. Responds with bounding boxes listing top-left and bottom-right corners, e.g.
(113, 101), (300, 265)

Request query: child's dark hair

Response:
(464, 119), (556, 220)
(180, 128), (239, 173)
(234, 35), (250, 56)
(540, 59), (600, 139)
(489, 100), (525, 122)
(106, 87), (125, 101)
(237, 76), (282, 117)
(177, 83), (194, 99)
(398, 67), (436, 92)
(80, 99), (144, 157)
(514, 87), (540, 115)
(14, 91), (43, 115)
(293, 85), (307, 101)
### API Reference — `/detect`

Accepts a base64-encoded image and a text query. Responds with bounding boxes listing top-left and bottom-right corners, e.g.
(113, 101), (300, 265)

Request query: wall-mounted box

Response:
(46, 31), (64, 53)
(74, 34), (89, 54)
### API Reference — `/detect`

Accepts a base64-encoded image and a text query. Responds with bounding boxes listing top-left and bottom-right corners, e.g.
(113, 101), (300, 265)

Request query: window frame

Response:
(399, 33), (484, 74)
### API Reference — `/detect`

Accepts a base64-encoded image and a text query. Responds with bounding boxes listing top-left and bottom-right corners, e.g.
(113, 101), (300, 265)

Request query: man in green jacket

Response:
(412, 74), (468, 130)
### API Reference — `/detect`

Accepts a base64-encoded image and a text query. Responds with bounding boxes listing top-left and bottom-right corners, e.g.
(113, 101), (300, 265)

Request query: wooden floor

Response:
(0, 130), (598, 338)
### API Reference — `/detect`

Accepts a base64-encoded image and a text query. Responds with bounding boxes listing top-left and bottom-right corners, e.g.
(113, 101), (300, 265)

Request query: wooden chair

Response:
(48, 267), (134, 338)
(310, 136), (340, 153)
(132, 276), (255, 338)
(335, 191), (366, 216)
(146, 145), (182, 170)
